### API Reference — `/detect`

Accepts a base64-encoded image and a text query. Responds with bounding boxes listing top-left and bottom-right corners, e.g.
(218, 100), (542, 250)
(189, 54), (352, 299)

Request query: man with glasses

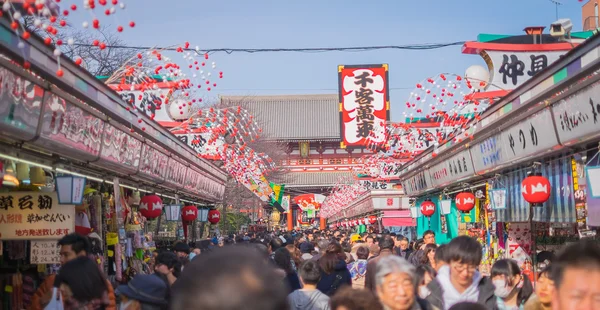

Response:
(425, 236), (496, 309)
(409, 230), (436, 266)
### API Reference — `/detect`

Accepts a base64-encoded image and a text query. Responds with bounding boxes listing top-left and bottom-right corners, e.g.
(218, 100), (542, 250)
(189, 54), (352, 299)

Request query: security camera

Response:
(550, 18), (573, 37)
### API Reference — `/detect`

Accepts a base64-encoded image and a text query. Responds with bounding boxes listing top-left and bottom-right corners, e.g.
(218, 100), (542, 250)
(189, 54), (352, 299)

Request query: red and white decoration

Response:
(208, 209), (221, 225)
(338, 65), (390, 148)
(521, 173), (551, 206)
(455, 192), (476, 213)
(181, 205), (198, 239)
(420, 200), (436, 217)
(138, 195), (163, 220)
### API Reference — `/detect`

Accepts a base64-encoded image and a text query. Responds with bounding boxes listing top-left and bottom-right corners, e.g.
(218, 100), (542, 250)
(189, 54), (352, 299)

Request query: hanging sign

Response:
(470, 133), (508, 174)
(281, 195), (290, 212)
(552, 81), (600, 145)
(118, 89), (172, 122)
(359, 180), (393, 190)
(338, 64), (390, 148)
(402, 169), (432, 196)
(30, 240), (61, 264)
(429, 149), (475, 187)
(0, 192), (75, 240)
(489, 188), (508, 210)
(138, 144), (168, 182)
(501, 108), (558, 163)
(486, 51), (565, 90)
(177, 133), (223, 160)
(98, 123), (142, 173)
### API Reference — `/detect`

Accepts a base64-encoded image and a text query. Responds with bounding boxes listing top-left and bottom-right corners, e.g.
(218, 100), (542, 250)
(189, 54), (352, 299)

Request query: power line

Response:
(71, 41), (466, 54)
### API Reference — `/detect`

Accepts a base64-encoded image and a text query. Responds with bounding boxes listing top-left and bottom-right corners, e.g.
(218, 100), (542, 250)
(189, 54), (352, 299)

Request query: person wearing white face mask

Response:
(415, 265), (437, 299)
(491, 259), (533, 310)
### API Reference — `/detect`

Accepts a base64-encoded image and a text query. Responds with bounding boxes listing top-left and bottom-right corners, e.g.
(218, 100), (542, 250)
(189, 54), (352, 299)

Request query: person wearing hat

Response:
(173, 242), (190, 259)
(350, 234), (362, 244)
(300, 242), (314, 260)
(117, 274), (169, 310)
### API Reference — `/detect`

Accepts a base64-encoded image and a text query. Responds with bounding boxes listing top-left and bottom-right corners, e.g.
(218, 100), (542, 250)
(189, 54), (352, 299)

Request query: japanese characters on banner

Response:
(118, 89), (173, 122)
(0, 192), (75, 240)
(501, 109), (557, 163)
(38, 93), (104, 161)
(281, 195), (290, 212)
(470, 133), (508, 174)
(177, 133), (224, 160)
(338, 64), (390, 147)
(402, 170), (432, 196)
(138, 144), (168, 182)
(551, 81), (600, 145)
(165, 158), (188, 187)
(429, 150), (475, 187)
(99, 123), (142, 173)
(372, 197), (410, 210)
(30, 240), (61, 264)
(486, 51), (564, 90)
(359, 180), (393, 190)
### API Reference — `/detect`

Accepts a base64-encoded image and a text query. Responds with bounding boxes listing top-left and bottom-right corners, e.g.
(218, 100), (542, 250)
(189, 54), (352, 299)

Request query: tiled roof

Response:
(220, 94), (340, 141)
(275, 171), (355, 188)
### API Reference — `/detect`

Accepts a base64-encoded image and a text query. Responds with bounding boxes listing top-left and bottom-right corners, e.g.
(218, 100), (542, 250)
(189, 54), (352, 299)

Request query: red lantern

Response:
(420, 200), (436, 217)
(368, 215), (377, 224)
(455, 192), (476, 213)
(181, 206), (197, 240)
(522, 173), (551, 206)
(138, 195), (163, 219)
(208, 209), (221, 224)
(353, 220), (358, 226)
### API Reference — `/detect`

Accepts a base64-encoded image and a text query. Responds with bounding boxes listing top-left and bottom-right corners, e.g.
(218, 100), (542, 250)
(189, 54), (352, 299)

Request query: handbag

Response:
(44, 287), (64, 310)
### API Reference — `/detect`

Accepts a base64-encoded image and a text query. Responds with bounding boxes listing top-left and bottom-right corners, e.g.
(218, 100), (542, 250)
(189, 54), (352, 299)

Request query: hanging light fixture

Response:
(55, 175), (87, 205)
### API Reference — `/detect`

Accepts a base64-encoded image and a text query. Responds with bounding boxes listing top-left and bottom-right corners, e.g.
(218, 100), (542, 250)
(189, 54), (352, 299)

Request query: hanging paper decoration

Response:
(521, 173), (551, 206)
(420, 200), (436, 217)
(207, 209), (220, 224)
(455, 192), (476, 213)
(368, 215), (378, 224)
(181, 205), (197, 239)
(138, 194), (163, 220)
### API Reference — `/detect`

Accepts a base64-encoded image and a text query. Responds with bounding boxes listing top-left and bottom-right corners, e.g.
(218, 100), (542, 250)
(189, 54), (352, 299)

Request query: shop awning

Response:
(382, 210), (416, 227)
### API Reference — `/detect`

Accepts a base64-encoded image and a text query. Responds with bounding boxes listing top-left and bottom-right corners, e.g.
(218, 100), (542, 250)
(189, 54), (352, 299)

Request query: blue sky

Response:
(98, 0), (585, 121)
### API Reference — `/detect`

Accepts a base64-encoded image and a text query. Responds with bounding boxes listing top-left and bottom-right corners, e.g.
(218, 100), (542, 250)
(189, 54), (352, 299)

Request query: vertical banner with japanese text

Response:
(0, 192), (75, 240)
(338, 64), (390, 148)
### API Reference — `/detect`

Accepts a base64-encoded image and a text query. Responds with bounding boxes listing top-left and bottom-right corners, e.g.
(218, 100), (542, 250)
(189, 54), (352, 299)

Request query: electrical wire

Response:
(70, 41), (466, 54)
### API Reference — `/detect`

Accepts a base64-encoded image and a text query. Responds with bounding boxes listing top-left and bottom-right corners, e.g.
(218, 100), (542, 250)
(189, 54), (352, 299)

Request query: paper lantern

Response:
(420, 200), (436, 217)
(455, 192), (476, 213)
(464, 65), (490, 90)
(522, 173), (551, 206)
(138, 194), (163, 219)
(168, 99), (192, 120)
(181, 205), (198, 222)
(208, 209), (221, 224)
(368, 215), (377, 224)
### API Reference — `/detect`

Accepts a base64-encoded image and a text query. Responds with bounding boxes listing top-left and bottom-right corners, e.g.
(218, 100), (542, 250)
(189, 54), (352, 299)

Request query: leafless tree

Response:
(22, 16), (136, 76)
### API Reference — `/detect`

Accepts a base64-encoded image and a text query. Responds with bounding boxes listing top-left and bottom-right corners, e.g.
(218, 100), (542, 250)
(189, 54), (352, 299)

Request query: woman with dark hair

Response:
(491, 259), (534, 310)
(419, 243), (438, 269)
(415, 265), (437, 299)
(524, 265), (554, 310)
(274, 247), (302, 293)
(154, 251), (181, 286)
(56, 256), (111, 310)
(316, 242), (352, 296)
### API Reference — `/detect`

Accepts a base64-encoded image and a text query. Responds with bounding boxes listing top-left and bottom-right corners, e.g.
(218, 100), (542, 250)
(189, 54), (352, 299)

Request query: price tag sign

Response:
(30, 240), (61, 264)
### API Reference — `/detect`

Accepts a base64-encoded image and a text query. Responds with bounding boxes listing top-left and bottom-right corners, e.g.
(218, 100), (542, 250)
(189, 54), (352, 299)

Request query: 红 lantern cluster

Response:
(207, 209), (220, 224)
(138, 194), (163, 220)
(181, 205), (198, 239)
(420, 200), (436, 217)
(455, 192), (475, 213)
(521, 173), (551, 206)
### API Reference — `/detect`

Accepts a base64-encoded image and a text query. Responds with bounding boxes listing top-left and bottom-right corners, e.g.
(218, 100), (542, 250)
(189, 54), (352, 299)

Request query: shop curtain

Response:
(416, 196), (459, 244)
(493, 157), (576, 223)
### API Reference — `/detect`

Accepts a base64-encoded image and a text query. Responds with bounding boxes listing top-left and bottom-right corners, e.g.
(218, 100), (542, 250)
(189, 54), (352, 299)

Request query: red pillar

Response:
(287, 211), (293, 232)
(320, 217), (326, 230)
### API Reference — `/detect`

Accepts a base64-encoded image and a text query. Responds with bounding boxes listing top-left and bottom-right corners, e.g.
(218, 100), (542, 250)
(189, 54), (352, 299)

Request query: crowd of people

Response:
(31, 229), (600, 310)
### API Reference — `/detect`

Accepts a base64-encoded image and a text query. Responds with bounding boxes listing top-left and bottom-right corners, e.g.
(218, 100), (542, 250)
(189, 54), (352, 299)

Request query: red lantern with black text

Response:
(420, 200), (436, 217)
(138, 194), (163, 219)
(181, 206), (197, 240)
(455, 192), (476, 213)
(522, 173), (551, 206)
(208, 209), (221, 224)
(368, 215), (377, 224)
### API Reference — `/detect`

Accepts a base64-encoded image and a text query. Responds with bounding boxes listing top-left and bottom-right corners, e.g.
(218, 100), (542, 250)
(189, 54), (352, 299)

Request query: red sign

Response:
(338, 65), (390, 147)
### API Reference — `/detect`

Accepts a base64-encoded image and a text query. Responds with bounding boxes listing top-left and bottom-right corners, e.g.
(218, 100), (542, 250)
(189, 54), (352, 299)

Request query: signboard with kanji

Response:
(338, 64), (390, 148)
(30, 240), (61, 264)
(486, 51), (564, 91)
(0, 192), (75, 240)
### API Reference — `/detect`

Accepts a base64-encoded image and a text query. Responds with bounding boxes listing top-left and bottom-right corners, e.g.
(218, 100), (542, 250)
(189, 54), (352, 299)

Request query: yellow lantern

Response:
(270, 210), (281, 223)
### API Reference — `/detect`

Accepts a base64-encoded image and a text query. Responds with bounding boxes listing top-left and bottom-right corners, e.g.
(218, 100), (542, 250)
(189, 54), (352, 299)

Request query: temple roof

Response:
(275, 171), (354, 188)
(220, 94), (340, 141)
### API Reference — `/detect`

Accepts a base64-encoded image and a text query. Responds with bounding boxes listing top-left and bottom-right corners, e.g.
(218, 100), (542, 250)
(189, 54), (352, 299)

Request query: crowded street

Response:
(0, 0), (599, 309)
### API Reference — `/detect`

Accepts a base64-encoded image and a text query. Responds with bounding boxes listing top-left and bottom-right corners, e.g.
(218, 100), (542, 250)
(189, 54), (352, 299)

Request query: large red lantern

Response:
(208, 209), (221, 224)
(455, 192), (476, 213)
(181, 206), (198, 240)
(368, 215), (377, 224)
(420, 200), (436, 217)
(522, 173), (551, 206)
(138, 195), (163, 219)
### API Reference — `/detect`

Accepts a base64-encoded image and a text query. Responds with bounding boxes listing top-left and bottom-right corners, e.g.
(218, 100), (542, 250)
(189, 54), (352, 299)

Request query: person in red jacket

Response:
(29, 233), (116, 310)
